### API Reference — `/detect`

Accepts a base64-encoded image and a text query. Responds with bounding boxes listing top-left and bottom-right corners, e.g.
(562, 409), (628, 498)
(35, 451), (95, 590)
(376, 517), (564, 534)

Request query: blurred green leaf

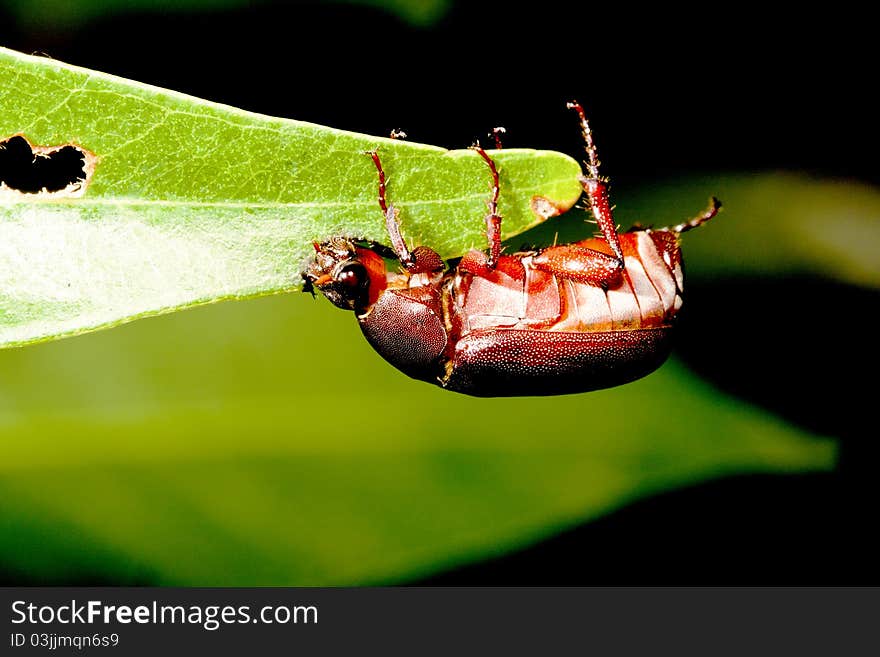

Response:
(4, 0), (451, 29)
(537, 173), (880, 289)
(0, 47), (853, 585)
(655, 174), (880, 289)
(0, 46), (581, 348)
(0, 291), (834, 585)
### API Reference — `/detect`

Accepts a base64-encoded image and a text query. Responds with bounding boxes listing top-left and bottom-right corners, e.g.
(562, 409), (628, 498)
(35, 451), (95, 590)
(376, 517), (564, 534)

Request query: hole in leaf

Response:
(530, 195), (565, 221)
(0, 135), (95, 197)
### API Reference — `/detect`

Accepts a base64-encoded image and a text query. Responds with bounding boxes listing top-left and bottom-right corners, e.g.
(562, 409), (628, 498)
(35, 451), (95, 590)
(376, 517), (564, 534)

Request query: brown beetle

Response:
(302, 103), (719, 397)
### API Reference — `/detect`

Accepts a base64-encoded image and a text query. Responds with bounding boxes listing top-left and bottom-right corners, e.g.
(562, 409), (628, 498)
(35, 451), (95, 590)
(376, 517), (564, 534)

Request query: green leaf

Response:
(0, 46), (582, 348)
(528, 173), (880, 289)
(639, 173), (880, 290)
(0, 49), (848, 586)
(0, 291), (834, 586)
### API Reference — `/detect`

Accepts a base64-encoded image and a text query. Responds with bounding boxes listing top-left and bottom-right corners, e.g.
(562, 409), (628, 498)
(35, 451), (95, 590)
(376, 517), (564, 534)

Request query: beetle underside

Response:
(302, 102), (719, 397)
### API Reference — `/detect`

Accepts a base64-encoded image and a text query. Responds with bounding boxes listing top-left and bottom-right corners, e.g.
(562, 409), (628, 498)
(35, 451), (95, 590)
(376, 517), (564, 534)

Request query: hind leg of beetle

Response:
(533, 102), (625, 288)
(535, 178), (624, 288)
(532, 244), (624, 288)
(674, 197), (722, 233)
(364, 149), (444, 274)
(534, 168), (626, 289)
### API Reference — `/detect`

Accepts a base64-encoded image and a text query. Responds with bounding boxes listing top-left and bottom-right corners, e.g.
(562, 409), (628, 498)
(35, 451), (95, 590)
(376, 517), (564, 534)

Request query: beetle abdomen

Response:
(443, 327), (673, 397)
(442, 229), (684, 396)
(455, 230), (684, 337)
(359, 288), (447, 381)
(554, 230), (683, 331)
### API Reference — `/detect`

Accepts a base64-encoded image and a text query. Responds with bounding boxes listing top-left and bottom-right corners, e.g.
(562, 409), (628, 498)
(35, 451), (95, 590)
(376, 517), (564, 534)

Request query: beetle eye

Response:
(336, 262), (368, 289)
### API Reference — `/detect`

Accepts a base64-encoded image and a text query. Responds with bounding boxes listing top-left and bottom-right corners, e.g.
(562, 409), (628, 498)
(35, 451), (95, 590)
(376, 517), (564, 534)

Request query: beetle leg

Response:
(532, 244), (623, 289)
(531, 177), (625, 287)
(531, 102), (626, 288)
(567, 101), (625, 273)
(673, 197), (722, 233)
(384, 205), (418, 269)
(491, 127), (506, 150)
(364, 149), (416, 269)
(470, 142), (503, 269)
(352, 238), (399, 261)
(364, 149), (445, 275)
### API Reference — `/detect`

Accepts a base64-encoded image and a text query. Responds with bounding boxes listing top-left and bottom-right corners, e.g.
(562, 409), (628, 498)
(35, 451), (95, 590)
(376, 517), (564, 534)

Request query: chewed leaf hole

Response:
(530, 195), (565, 221)
(0, 134), (95, 198)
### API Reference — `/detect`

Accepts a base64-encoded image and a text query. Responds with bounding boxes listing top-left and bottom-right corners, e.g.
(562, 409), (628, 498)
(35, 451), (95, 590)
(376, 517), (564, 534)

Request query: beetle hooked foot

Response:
(674, 197), (722, 233)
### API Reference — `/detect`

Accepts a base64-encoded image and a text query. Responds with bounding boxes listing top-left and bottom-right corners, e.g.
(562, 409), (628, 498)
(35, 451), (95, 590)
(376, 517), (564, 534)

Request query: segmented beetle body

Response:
(302, 103), (719, 397)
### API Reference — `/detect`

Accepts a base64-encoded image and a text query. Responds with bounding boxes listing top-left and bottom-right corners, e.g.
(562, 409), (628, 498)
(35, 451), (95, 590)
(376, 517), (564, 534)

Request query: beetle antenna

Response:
(470, 140), (502, 267)
(674, 197), (722, 233)
(567, 101), (601, 181)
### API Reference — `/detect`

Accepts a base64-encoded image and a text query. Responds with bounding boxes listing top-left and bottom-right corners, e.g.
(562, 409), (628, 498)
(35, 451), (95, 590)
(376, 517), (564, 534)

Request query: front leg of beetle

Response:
(532, 101), (624, 288)
(364, 149), (444, 274)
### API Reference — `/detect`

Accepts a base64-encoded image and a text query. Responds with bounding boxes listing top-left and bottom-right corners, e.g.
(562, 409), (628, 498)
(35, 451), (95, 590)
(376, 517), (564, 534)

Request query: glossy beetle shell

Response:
(354, 227), (685, 397)
(359, 287), (447, 381)
(444, 327), (673, 396)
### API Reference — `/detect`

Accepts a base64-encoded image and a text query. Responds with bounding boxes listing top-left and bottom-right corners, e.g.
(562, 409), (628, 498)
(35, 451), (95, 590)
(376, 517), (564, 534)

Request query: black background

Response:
(1, 0), (876, 584)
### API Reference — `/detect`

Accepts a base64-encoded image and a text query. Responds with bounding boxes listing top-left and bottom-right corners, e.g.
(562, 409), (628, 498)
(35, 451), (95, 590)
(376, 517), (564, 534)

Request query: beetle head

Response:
(302, 237), (388, 312)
